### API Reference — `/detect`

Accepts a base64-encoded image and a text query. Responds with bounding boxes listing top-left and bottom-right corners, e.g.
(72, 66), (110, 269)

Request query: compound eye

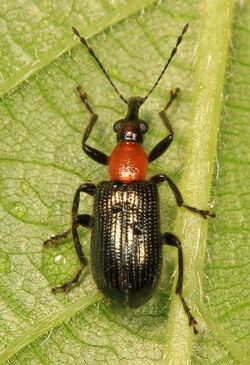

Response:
(139, 121), (148, 133)
(113, 120), (122, 132)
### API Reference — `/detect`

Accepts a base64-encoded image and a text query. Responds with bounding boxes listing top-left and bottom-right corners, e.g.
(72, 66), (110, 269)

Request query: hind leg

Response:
(162, 232), (198, 334)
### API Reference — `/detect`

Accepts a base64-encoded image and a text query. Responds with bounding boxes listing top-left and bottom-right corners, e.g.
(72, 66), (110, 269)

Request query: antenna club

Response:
(184, 23), (189, 33)
(72, 26), (79, 37)
(72, 26), (88, 47)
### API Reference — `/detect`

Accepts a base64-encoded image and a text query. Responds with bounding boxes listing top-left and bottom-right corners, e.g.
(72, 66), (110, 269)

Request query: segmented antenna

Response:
(142, 23), (189, 103)
(72, 27), (128, 105)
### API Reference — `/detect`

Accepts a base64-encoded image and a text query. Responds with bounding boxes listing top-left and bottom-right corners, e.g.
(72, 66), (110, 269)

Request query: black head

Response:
(113, 97), (148, 143)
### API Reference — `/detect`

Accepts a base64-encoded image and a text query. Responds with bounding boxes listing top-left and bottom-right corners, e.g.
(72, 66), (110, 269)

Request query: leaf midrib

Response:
(0, 291), (102, 364)
(0, 0), (247, 363)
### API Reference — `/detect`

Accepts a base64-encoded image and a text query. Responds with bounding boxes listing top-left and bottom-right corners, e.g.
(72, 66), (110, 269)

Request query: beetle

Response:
(44, 23), (215, 334)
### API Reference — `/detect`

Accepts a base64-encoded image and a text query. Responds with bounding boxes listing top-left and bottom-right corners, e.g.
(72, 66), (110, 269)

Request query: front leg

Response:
(148, 88), (179, 163)
(151, 174), (215, 218)
(52, 182), (96, 293)
(77, 86), (109, 165)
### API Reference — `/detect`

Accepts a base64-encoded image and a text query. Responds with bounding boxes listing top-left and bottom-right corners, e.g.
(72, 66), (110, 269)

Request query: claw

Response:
(52, 285), (69, 294)
(43, 238), (56, 247)
(202, 210), (216, 219)
(170, 87), (180, 98)
(189, 317), (198, 335)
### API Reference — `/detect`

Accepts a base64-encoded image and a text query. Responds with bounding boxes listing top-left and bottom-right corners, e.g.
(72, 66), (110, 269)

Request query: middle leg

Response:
(43, 214), (93, 247)
(151, 174), (215, 218)
(52, 182), (96, 293)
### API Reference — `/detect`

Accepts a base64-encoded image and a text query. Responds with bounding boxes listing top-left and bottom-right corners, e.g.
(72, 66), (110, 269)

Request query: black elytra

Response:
(43, 23), (215, 335)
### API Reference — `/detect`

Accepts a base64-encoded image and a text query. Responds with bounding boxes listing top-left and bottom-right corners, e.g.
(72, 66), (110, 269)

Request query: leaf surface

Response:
(0, 0), (249, 364)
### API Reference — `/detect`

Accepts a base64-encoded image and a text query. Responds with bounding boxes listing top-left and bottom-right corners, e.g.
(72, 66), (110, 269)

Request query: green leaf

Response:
(0, 1), (249, 364)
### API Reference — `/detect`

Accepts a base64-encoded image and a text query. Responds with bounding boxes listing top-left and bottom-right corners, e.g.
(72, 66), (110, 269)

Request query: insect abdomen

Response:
(91, 181), (162, 307)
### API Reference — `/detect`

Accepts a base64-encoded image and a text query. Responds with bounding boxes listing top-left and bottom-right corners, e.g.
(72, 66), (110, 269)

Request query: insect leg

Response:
(148, 88), (179, 163)
(51, 182), (96, 293)
(150, 174), (215, 218)
(162, 232), (198, 334)
(43, 228), (71, 247)
(76, 86), (109, 165)
(43, 214), (93, 247)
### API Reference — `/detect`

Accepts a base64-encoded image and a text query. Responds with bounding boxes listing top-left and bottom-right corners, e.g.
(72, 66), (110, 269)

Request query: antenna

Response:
(142, 23), (189, 104)
(72, 27), (128, 105)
